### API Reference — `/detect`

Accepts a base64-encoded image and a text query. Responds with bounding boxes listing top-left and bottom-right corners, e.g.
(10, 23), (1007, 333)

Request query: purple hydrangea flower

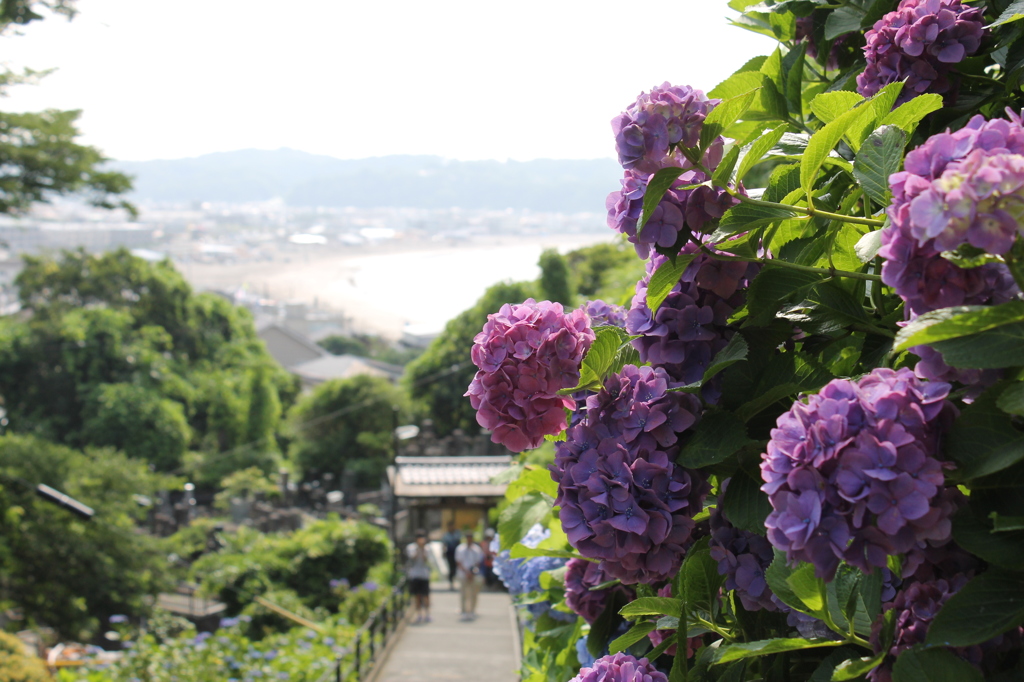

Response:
(626, 244), (757, 401)
(868, 574), (974, 681)
(552, 366), (708, 584)
(612, 83), (720, 175)
(761, 368), (958, 579)
(708, 481), (780, 613)
(466, 299), (595, 452)
(569, 653), (667, 682)
(564, 558), (636, 625)
(796, 16), (850, 72)
(606, 170), (738, 259)
(857, 0), (985, 102)
(582, 300), (628, 329)
(880, 111), (1023, 387)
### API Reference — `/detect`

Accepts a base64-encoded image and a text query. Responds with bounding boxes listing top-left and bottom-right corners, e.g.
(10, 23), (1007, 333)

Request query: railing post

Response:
(354, 633), (361, 679)
(335, 656), (342, 682)
(368, 617), (376, 662)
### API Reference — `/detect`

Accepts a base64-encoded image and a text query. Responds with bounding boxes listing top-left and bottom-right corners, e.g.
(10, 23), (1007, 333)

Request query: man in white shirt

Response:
(454, 530), (484, 621)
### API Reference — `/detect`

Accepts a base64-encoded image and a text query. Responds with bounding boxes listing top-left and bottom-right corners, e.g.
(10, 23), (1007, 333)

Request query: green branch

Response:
(689, 234), (883, 283)
(734, 193), (886, 228)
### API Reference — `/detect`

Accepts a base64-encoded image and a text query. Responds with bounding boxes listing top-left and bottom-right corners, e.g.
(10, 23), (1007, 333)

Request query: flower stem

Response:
(689, 234), (883, 282)
(734, 193), (886, 228)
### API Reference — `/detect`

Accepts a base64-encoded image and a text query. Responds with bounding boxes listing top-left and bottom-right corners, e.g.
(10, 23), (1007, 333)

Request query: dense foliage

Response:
(0, 434), (173, 640)
(480, 2), (1024, 681)
(0, 249), (299, 481)
(286, 374), (410, 486)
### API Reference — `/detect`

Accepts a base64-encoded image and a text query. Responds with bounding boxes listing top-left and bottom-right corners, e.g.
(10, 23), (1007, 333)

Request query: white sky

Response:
(1, 1), (776, 162)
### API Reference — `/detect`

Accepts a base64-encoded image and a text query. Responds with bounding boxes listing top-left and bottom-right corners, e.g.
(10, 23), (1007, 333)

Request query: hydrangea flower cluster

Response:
(569, 653), (667, 682)
(880, 111), (1022, 386)
(868, 574), (971, 681)
(491, 526), (573, 622)
(761, 368), (958, 579)
(466, 299), (595, 452)
(857, 0), (984, 101)
(564, 558), (636, 625)
(646, 585), (703, 656)
(796, 16), (850, 72)
(612, 83), (720, 175)
(708, 482), (780, 613)
(606, 169), (738, 259)
(583, 299), (627, 329)
(552, 365), (708, 584)
(607, 83), (737, 259)
(626, 245), (757, 401)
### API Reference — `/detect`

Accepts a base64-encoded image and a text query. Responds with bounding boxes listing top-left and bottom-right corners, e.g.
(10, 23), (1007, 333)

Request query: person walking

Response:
(442, 522), (461, 591)
(455, 529), (484, 621)
(481, 528), (497, 589)
(405, 529), (432, 624)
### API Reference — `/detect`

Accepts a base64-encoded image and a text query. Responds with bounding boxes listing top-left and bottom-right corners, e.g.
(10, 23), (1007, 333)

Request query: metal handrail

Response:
(316, 578), (410, 682)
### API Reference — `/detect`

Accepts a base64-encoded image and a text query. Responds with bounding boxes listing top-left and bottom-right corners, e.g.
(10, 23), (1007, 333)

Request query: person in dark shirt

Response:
(441, 522), (461, 591)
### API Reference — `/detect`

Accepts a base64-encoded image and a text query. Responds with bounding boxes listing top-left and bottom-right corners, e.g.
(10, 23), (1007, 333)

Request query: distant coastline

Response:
(177, 232), (614, 338)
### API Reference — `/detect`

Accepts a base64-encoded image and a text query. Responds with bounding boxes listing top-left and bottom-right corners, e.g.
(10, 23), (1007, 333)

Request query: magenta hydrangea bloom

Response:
(612, 83), (720, 175)
(761, 368), (958, 579)
(880, 111), (1022, 386)
(564, 558), (636, 625)
(466, 299), (595, 452)
(857, 0), (984, 102)
(552, 365), (708, 584)
(626, 244), (757, 401)
(570, 653), (666, 682)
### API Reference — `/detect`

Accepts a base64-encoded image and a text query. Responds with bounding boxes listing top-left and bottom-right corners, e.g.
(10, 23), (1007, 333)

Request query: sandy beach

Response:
(177, 232), (613, 337)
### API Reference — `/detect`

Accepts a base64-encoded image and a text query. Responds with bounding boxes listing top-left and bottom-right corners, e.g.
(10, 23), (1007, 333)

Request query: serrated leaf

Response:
(609, 621), (656, 654)
(944, 388), (1024, 480)
(854, 125), (906, 207)
(498, 491), (553, 551)
(646, 253), (698, 315)
(988, 0), (1024, 28)
(893, 302), (1024, 351)
(703, 333), (749, 383)
(801, 101), (876, 200)
(810, 91), (864, 125)
(997, 382), (1024, 416)
(713, 637), (844, 664)
(926, 569), (1024, 647)
(683, 549), (725, 613)
(880, 94), (942, 134)
(746, 264), (829, 327)
(930, 321), (1024, 369)
(638, 167), (687, 236)
(892, 647), (984, 682)
(832, 654), (885, 681)
(620, 597), (683, 618)
(717, 201), (799, 237)
(713, 144), (741, 190)
(509, 545), (583, 560)
(854, 229), (882, 262)
(786, 563), (826, 613)
(736, 125), (788, 184)
(824, 5), (863, 40)
(720, 469), (772, 535)
(677, 411), (752, 468)
(766, 550), (815, 614)
(701, 89), (759, 151)
(952, 509), (1024, 571)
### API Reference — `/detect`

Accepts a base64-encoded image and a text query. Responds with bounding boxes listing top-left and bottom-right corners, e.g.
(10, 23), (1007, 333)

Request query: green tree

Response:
(287, 375), (409, 486)
(404, 280), (535, 436)
(563, 240), (644, 301)
(0, 434), (172, 639)
(0, 249), (297, 476)
(0, 1), (134, 215)
(538, 248), (574, 305)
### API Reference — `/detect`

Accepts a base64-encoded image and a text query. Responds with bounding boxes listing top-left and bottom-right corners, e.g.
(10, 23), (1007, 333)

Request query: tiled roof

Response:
(390, 455), (513, 498)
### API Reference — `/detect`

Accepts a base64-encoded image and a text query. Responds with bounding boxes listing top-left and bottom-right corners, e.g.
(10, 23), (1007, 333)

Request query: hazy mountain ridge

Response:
(114, 150), (622, 212)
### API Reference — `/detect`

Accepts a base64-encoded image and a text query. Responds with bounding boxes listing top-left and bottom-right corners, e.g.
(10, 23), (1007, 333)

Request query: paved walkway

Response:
(374, 584), (518, 682)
